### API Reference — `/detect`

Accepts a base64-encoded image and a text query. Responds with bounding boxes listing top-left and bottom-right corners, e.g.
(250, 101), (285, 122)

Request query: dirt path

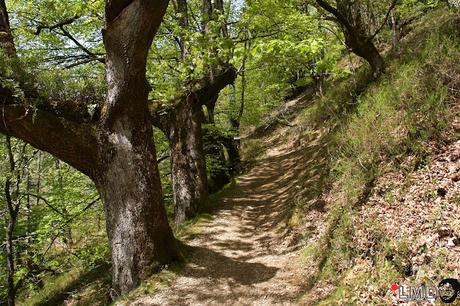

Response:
(131, 130), (328, 306)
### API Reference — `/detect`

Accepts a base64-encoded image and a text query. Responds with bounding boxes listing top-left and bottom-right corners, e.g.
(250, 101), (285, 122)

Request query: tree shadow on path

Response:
(136, 129), (331, 306)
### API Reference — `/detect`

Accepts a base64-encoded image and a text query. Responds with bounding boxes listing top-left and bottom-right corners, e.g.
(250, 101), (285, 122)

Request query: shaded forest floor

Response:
(128, 110), (329, 305)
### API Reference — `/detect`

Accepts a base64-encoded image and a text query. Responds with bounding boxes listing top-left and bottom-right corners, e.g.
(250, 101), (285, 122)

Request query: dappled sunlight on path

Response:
(131, 129), (330, 306)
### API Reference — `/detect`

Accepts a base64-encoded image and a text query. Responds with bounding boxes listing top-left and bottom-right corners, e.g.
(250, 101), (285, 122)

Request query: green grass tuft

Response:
(298, 7), (460, 303)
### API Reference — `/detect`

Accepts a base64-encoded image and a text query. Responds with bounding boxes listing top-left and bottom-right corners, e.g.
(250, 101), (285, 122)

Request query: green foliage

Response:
(299, 7), (460, 303)
(203, 124), (233, 193)
(0, 138), (106, 301)
(398, 0), (441, 19)
(1, 0), (457, 303)
(221, 0), (345, 131)
(148, 0), (235, 101)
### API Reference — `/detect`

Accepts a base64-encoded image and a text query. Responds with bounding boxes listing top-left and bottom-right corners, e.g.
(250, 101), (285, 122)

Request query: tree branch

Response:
(65, 56), (106, 69)
(34, 15), (80, 35)
(157, 152), (170, 164)
(58, 26), (105, 64)
(195, 65), (237, 105)
(33, 16), (105, 66)
(315, 0), (353, 30)
(18, 192), (66, 217)
(150, 65), (237, 131)
(1, 1), (101, 178)
(0, 102), (100, 178)
(367, 0), (398, 41)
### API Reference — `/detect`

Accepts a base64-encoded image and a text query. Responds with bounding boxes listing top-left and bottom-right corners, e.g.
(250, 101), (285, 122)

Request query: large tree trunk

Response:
(96, 137), (178, 294)
(1, 0), (179, 297)
(152, 66), (236, 224)
(344, 31), (385, 79)
(315, 0), (386, 79)
(167, 94), (209, 224)
(100, 0), (178, 295)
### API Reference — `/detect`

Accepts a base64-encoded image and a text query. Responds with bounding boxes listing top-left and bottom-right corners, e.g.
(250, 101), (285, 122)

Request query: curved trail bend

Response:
(132, 128), (328, 306)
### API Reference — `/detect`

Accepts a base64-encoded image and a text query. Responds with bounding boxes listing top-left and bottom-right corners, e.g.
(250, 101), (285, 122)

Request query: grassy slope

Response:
(18, 214), (214, 306)
(294, 6), (460, 305)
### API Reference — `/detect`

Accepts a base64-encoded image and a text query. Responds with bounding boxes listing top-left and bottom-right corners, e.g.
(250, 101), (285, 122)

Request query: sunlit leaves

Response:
(8, 0), (105, 71)
(148, 0), (237, 102)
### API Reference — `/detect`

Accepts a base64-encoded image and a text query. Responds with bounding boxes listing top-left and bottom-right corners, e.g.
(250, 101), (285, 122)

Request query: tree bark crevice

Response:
(1, 0), (180, 297)
(151, 65), (236, 224)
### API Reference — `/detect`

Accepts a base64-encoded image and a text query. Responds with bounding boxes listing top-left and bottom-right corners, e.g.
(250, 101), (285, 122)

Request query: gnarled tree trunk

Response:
(153, 95), (209, 225)
(168, 94), (209, 224)
(100, 0), (178, 295)
(343, 30), (385, 79)
(152, 66), (236, 223)
(1, 0), (179, 297)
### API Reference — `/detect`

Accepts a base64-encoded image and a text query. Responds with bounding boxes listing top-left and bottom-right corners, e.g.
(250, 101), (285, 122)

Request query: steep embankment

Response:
(297, 8), (460, 305)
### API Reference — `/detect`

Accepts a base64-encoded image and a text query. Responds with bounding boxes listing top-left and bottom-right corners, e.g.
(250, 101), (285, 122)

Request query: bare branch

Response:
(58, 26), (105, 64)
(34, 16), (105, 65)
(367, 0), (398, 41)
(19, 192), (67, 216)
(157, 152), (170, 163)
(34, 15), (80, 35)
(65, 56), (106, 69)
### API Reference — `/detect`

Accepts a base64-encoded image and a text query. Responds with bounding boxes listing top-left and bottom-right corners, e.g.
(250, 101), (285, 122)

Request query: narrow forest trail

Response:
(131, 122), (329, 306)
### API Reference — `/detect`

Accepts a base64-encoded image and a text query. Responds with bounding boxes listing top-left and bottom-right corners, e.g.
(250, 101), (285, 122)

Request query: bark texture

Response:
(1, 0), (179, 296)
(166, 94), (209, 224)
(0, 0), (15, 55)
(101, 0), (178, 295)
(152, 66), (236, 224)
